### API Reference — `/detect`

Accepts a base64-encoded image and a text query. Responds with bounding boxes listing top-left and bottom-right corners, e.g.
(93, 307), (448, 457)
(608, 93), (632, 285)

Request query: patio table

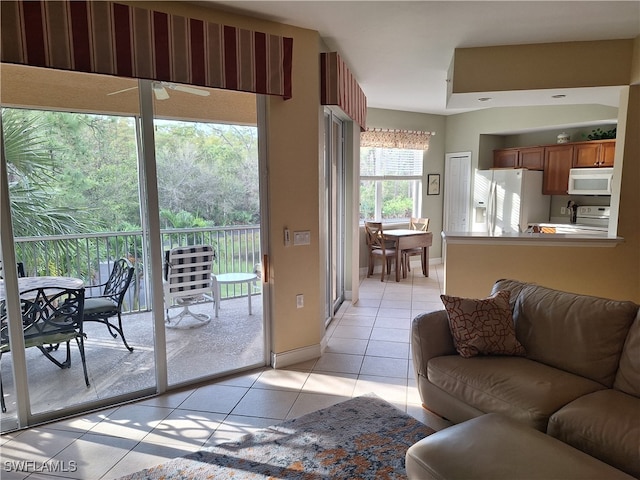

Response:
(0, 276), (84, 301)
(211, 273), (258, 317)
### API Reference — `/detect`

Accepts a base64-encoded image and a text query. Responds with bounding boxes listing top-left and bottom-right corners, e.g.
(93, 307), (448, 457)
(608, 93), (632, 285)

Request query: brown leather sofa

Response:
(411, 279), (640, 478)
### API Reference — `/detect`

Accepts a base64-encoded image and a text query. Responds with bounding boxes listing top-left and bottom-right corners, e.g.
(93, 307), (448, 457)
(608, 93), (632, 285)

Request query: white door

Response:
(443, 152), (472, 232)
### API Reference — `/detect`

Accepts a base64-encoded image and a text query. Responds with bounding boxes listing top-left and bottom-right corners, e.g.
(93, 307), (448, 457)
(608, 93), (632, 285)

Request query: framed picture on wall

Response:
(427, 174), (440, 195)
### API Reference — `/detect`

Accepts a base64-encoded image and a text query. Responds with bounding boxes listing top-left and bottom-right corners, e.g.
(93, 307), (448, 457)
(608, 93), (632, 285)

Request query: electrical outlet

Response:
(561, 207), (567, 215)
(296, 294), (304, 308)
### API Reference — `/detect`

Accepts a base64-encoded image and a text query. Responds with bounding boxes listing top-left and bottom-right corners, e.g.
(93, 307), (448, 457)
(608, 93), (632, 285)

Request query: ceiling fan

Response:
(107, 81), (210, 100)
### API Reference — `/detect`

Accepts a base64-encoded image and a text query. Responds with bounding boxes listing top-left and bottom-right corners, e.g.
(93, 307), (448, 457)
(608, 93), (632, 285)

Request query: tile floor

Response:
(0, 263), (452, 479)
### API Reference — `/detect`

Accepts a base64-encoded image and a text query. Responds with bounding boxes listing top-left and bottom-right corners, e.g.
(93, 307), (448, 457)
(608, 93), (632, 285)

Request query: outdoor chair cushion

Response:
(84, 297), (117, 315)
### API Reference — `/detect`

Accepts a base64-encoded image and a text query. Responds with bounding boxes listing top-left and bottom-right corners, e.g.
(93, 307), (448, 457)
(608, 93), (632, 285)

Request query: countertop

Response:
(442, 230), (624, 247)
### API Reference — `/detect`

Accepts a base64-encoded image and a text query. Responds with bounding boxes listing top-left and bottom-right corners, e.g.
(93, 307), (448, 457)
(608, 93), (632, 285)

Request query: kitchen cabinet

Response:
(519, 147), (545, 170)
(493, 147), (544, 170)
(543, 144), (573, 195)
(493, 149), (518, 168)
(572, 139), (616, 168)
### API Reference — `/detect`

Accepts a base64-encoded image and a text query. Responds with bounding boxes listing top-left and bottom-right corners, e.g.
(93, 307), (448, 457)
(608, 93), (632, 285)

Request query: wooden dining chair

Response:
(364, 222), (397, 282)
(402, 217), (430, 274)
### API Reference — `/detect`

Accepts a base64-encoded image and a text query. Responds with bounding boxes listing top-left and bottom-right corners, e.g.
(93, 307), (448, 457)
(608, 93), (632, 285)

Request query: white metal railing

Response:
(12, 226), (261, 314)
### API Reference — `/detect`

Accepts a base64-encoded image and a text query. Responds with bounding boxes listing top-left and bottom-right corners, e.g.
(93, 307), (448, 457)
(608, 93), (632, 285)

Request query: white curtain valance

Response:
(361, 128), (434, 150)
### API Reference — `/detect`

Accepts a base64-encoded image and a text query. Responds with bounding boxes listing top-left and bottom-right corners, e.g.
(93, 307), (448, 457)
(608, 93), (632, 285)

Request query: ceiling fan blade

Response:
(168, 84), (211, 97)
(107, 86), (138, 96)
(153, 84), (170, 100)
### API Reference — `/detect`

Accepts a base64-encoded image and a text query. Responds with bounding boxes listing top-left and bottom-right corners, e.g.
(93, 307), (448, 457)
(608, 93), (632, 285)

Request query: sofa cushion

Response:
(440, 291), (525, 358)
(614, 311), (640, 397)
(492, 279), (638, 387)
(427, 355), (605, 431)
(406, 413), (635, 480)
(548, 389), (640, 478)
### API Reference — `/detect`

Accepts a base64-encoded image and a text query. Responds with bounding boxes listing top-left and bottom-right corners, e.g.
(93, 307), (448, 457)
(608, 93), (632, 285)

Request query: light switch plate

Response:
(293, 231), (311, 245)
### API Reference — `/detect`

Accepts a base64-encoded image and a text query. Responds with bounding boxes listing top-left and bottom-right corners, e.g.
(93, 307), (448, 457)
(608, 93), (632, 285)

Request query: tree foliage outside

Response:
(3, 108), (260, 238)
(360, 179), (414, 221)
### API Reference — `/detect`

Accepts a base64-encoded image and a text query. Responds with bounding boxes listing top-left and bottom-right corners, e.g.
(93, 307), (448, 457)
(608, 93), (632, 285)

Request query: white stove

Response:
(527, 205), (610, 234)
(574, 206), (610, 230)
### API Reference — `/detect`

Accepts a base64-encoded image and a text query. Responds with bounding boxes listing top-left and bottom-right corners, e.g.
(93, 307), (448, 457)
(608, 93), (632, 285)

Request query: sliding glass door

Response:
(0, 65), (267, 432)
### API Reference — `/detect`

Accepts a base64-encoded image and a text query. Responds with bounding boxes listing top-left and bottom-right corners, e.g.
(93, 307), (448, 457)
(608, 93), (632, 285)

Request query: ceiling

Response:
(200, 1), (639, 115)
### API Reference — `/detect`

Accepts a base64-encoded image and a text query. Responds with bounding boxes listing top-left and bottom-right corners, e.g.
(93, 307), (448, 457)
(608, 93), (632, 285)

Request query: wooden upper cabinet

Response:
(494, 149), (518, 168)
(600, 140), (616, 167)
(518, 147), (544, 170)
(493, 147), (544, 170)
(572, 139), (616, 167)
(543, 145), (573, 195)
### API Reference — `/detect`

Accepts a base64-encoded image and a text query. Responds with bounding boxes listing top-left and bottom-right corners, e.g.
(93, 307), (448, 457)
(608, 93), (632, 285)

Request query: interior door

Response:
(443, 152), (472, 232)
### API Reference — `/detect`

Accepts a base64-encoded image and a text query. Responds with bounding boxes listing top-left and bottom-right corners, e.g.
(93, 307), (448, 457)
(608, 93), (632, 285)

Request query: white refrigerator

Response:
(472, 169), (550, 234)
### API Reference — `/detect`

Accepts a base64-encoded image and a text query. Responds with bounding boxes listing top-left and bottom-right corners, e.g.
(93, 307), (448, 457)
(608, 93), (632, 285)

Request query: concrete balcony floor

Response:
(1, 295), (264, 420)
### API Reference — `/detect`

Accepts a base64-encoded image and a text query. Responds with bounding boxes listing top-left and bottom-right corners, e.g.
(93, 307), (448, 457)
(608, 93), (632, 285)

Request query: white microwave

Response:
(568, 167), (613, 195)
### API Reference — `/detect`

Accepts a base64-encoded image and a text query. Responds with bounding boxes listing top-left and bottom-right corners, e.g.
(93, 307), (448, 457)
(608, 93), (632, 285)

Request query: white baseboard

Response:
(271, 344), (321, 369)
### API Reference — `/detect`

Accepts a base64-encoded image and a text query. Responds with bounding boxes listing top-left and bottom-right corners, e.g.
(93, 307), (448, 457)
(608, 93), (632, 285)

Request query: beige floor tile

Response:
(204, 415), (277, 446)
(366, 340), (410, 359)
(253, 368), (310, 391)
(354, 375), (408, 405)
(103, 440), (201, 479)
(301, 371), (357, 396)
(177, 384), (248, 414)
(331, 324), (373, 340)
(325, 337), (368, 355)
(50, 432), (139, 479)
(141, 408), (226, 448)
(312, 352), (364, 374)
(229, 388), (299, 420)
(88, 404), (173, 441)
(286, 392), (350, 419)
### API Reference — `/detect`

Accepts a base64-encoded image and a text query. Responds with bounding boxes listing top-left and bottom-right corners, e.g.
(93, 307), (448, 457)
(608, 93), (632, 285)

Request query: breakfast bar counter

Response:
(442, 231), (624, 247)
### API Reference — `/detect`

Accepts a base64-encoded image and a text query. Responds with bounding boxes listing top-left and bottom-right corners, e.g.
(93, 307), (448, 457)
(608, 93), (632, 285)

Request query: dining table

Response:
(0, 276), (85, 301)
(383, 230), (433, 282)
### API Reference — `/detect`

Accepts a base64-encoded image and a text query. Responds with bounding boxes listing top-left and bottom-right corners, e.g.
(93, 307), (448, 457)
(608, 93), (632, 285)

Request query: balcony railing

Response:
(12, 226), (261, 314)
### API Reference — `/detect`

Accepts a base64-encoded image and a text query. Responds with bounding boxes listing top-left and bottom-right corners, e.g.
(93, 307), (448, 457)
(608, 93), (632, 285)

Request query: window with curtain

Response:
(359, 147), (423, 222)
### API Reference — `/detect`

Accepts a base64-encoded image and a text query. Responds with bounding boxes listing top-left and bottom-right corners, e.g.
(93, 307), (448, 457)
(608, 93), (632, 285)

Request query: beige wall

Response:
(451, 39), (634, 94)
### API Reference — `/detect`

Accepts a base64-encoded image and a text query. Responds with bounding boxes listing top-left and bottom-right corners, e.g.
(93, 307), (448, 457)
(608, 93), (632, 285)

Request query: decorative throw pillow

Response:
(440, 290), (525, 358)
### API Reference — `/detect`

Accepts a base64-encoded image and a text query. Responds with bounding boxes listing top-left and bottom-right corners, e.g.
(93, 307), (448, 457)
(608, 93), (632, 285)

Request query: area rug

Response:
(116, 394), (435, 479)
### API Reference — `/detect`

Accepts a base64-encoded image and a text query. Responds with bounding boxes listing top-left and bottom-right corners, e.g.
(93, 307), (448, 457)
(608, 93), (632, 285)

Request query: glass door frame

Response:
(324, 109), (346, 324)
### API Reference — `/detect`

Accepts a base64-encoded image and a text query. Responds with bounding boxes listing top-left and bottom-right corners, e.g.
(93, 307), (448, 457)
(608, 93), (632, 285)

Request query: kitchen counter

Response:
(442, 231), (624, 247)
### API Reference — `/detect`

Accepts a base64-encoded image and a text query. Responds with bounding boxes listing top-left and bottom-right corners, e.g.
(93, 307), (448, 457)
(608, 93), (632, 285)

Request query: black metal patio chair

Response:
(83, 258), (135, 352)
(0, 287), (87, 413)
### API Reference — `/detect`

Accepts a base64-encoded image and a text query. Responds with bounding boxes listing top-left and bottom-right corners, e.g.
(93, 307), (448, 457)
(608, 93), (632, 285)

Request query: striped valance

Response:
(361, 128), (434, 150)
(0, 1), (293, 98)
(321, 52), (366, 131)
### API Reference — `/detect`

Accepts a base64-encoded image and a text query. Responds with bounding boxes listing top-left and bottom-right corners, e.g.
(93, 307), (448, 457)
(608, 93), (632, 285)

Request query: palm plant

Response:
(2, 108), (87, 275)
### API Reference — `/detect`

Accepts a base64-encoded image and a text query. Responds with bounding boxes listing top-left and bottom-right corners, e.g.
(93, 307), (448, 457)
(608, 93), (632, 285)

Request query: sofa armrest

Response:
(411, 310), (457, 378)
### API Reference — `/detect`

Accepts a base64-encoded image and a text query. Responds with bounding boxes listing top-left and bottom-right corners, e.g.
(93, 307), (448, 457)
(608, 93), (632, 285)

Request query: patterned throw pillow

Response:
(440, 290), (525, 358)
